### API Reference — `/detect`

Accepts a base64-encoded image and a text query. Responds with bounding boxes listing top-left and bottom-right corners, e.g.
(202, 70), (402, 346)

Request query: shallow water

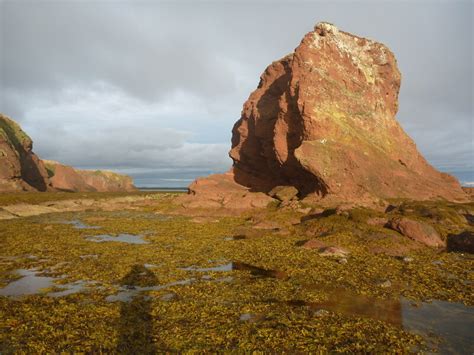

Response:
(106, 278), (194, 302)
(224, 235), (246, 241)
(402, 298), (474, 353)
(0, 269), (57, 297)
(284, 288), (474, 353)
(86, 234), (149, 244)
(182, 261), (288, 279)
(0, 269), (90, 298)
(63, 220), (101, 230)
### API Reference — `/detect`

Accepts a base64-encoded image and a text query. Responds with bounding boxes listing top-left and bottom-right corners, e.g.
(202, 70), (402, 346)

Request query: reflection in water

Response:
(62, 220), (101, 230)
(0, 269), (90, 297)
(402, 298), (474, 354)
(86, 234), (149, 244)
(286, 288), (402, 326)
(106, 278), (193, 302)
(0, 269), (57, 297)
(116, 265), (157, 354)
(181, 261), (288, 280)
(284, 288), (474, 353)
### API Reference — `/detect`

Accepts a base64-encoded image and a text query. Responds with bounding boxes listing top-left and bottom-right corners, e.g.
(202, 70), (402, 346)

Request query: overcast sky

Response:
(1, 0), (472, 187)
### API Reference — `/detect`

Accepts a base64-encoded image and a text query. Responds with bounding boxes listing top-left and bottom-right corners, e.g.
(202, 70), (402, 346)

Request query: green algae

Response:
(0, 114), (31, 150)
(0, 193), (472, 352)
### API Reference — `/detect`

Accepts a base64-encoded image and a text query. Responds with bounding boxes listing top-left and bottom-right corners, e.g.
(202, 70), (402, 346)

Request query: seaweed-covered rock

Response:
(0, 113), (50, 192)
(269, 185), (299, 201)
(388, 217), (445, 248)
(302, 239), (327, 250)
(447, 231), (474, 254)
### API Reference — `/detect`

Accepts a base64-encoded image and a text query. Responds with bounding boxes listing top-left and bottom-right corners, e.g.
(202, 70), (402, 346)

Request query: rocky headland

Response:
(0, 114), (51, 192)
(179, 22), (468, 210)
(44, 160), (137, 193)
(0, 113), (136, 193)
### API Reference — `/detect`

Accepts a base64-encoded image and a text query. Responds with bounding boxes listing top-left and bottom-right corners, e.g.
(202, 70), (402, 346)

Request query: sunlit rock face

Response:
(0, 113), (136, 193)
(228, 22), (467, 204)
(44, 160), (137, 192)
(0, 113), (50, 192)
(76, 169), (137, 192)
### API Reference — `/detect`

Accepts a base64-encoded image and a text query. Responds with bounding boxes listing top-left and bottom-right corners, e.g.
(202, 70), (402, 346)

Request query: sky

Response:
(1, 0), (472, 187)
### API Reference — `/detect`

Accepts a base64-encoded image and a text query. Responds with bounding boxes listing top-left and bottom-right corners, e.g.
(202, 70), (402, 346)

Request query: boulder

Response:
(388, 217), (445, 248)
(268, 185), (299, 201)
(0, 113), (51, 192)
(181, 22), (467, 209)
(447, 231), (474, 254)
(175, 171), (275, 210)
(366, 217), (389, 227)
(462, 187), (474, 200)
(319, 246), (350, 258)
(302, 239), (327, 250)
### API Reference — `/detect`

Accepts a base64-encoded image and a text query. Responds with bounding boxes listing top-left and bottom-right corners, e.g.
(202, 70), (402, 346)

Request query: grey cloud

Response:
(1, 0), (472, 186)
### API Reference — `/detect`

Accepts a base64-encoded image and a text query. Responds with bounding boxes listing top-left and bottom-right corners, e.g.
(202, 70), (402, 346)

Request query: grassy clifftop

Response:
(0, 114), (32, 150)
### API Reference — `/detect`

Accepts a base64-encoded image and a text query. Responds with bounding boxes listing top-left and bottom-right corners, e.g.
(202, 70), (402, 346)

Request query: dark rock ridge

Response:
(180, 22), (468, 208)
(0, 113), (51, 192)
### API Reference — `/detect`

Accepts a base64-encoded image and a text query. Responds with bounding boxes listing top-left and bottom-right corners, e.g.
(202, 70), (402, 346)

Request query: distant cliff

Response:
(0, 113), (137, 193)
(44, 160), (136, 192)
(0, 113), (51, 192)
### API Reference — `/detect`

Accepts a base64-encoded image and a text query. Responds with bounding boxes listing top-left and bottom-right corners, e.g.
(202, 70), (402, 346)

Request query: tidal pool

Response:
(62, 220), (101, 230)
(283, 288), (474, 353)
(0, 269), (57, 297)
(182, 261), (288, 279)
(402, 298), (474, 353)
(85, 233), (149, 244)
(106, 278), (194, 302)
(0, 269), (91, 298)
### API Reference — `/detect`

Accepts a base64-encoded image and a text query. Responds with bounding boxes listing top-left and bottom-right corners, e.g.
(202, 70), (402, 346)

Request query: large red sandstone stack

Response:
(0, 113), (51, 192)
(179, 22), (467, 208)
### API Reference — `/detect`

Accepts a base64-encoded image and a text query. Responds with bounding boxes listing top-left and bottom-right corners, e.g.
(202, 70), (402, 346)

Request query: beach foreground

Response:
(0, 191), (472, 353)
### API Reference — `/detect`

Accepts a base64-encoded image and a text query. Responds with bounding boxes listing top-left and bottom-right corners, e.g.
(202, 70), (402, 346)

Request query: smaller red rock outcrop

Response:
(44, 160), (137, 192)
(77, 169), (136, 192)
(176, 170), (275, 209)
(0, 113), (51, 192)
(44, 160), (96, 192)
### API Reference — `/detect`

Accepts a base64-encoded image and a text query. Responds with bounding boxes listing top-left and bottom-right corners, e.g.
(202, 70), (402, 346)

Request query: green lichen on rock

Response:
(0, 114), (32, 150)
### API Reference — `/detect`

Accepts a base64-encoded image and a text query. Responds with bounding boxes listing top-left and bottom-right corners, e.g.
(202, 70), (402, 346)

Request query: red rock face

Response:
(0, 114), (50, 192)
(44, 161), (96, 192)
(228, 22), (467, 203)
(44, 160), (137, 192)
(77, 170), (137, 192)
